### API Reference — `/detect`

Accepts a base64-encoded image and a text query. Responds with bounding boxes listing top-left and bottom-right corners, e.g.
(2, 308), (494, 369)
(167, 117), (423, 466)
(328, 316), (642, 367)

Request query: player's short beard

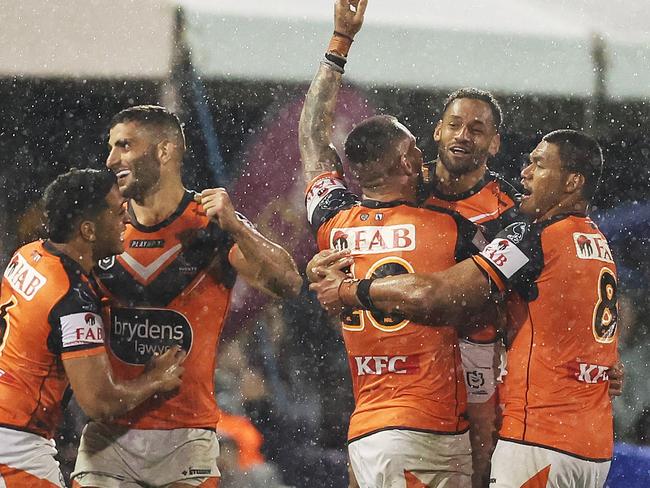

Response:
(438, 145), (489, 176)
(122, 151), (162, 203)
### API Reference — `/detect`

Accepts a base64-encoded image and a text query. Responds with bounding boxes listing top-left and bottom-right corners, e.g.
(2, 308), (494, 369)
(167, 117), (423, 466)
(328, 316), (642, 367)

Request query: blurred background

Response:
(1, 1), (649, 486)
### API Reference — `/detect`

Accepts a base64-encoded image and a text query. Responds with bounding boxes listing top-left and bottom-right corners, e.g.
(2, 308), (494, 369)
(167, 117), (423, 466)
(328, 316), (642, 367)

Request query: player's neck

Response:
(434, 160), (486, 196)
(48, 240), (94, 274)
(361, 179), (418, 203)
(536, 198), (589, 222)
(130, 177), (186, 226)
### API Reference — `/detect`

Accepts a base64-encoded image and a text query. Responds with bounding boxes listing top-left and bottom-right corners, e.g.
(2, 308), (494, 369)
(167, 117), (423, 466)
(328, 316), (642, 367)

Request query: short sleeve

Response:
(305, 172), (360, 232)
(49, 281), (105, 359)
(472, 221), (544, 301)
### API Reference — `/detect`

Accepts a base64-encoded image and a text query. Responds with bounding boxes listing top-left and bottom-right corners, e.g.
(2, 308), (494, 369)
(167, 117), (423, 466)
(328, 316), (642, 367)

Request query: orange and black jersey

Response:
(422, 160), (522, 239)
(422, 160), (522, 343)
(306, 172), (482, 441)
(93, 190), (237, 430)
(474, 213), (618, 460)
(0, 241), (105, 438)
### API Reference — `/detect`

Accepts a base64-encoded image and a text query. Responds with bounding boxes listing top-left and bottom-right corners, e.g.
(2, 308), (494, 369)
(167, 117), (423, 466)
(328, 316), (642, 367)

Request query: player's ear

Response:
(565, 172), (585, 194)
(433, 120), (442, 142)
(157, 139), (173, 165)
(488, 133), (501, 157)
(80, 220), (97, 243)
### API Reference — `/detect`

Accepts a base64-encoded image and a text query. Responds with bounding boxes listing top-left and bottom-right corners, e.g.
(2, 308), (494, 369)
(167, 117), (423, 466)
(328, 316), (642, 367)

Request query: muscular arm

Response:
(312, 254), (494, 327)
(228, 226), (302, 299)
(298, 0), (367, 183)
(197, 189), (301, 299)
(299, 63), (345, 182)
(64, 346), (184, 421)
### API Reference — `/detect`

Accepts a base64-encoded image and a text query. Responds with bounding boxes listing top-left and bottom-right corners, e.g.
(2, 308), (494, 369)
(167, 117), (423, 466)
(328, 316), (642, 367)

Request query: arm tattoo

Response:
(299, 64), (345, 183)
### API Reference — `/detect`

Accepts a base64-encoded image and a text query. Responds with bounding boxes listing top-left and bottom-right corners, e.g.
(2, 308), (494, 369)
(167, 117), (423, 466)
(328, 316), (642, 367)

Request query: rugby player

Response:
(71, 107), (302, 488)
(0, 169), (185, 487)
(312, 129), (618, 487)
(300, 1), (480, 485)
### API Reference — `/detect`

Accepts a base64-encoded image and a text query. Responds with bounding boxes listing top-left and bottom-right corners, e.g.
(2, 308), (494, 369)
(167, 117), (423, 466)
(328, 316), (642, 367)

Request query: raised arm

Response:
(299, 0), (367, 182)
(64, 345), (185, 421)
(197, 189), (302, 298)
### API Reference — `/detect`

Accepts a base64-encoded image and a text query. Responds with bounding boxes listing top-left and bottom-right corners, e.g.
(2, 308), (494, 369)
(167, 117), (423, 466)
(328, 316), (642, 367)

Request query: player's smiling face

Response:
(434, 98), (500, 175)
(519, 141), (568, 220)
(106, 121), (162, 202)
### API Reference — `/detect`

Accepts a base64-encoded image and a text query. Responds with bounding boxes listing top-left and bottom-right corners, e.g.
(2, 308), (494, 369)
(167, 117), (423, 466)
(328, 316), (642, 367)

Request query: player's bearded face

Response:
(434, 98), (499, 176)
(119, 148), (161, 201)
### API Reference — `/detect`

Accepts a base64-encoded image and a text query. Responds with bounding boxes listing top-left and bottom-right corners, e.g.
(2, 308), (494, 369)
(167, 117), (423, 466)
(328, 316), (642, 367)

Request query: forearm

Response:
(91, 371), (163, 419)
(339, 260), (493, 327)
(299, 62), (345, 182)
(231, 224), (302, 298)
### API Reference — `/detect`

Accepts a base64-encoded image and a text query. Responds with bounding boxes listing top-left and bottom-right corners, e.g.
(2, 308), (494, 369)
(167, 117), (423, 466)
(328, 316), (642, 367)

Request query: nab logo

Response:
(3, 253), (47, 301)
(354, 355), (415, 376)
(329, 225), (416, 255)
(573, 233), (613, 263)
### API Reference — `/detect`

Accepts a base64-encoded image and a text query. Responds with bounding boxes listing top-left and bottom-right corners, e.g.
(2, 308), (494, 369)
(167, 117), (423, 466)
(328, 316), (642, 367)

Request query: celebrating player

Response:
(299, 1), (482, 485)
(312, 129), (618, 487)
(0, 169), (185, 487)
(71, 106), (302, 488)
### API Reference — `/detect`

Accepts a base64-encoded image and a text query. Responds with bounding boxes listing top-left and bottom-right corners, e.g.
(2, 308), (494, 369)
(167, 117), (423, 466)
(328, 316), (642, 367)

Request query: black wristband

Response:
(356, 279), (376, 310)
(325, 52), (347, 70)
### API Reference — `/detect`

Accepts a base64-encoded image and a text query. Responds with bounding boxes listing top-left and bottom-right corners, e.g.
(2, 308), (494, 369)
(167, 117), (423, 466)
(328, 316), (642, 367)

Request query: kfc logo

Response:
(570, 362), (610, 384)
(353, 355), (417, 376)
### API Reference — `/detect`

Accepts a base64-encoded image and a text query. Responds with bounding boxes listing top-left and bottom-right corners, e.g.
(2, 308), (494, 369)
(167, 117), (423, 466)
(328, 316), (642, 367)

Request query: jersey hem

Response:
(497, 436), (612, 463)
(348, 425), (469, 445)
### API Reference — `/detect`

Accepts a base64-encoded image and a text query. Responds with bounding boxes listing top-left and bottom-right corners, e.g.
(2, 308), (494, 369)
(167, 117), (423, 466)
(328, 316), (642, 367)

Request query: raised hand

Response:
(335, 0), (368, 39)
(195, 188), (240, 233)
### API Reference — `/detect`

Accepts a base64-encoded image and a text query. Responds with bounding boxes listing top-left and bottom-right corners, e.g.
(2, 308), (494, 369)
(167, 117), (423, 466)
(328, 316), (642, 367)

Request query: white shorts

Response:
(72, 421), (221, 487)
(490, 439), (611, 488)
(459, 339), (504, 404)
(348, 429), (472, 488)
(0, 426), (65, 487)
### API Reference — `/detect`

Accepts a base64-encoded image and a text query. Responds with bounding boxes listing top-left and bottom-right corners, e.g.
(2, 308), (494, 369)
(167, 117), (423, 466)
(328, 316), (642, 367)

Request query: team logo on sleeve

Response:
(306, 175), (347, 223)
(3, 253), (47, 301)
(573, 233), (614, 263)
(60, 312), (104, 348)
(329, 225), (415, 255)
(109, 307), (193, 364)
(480, 237), (529, 279)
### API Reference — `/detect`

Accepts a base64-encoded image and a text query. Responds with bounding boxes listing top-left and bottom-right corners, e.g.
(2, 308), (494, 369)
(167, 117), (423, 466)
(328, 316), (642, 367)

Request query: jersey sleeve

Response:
(452, 212), (488, 262)
(305, 172), (360, 232)
(48, 281), (106, 360)
(471, 221), (544, 301)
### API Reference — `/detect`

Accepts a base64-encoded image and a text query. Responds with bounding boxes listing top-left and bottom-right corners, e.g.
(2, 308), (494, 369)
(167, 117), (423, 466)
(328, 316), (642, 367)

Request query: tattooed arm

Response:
(298, 0), (367, 183)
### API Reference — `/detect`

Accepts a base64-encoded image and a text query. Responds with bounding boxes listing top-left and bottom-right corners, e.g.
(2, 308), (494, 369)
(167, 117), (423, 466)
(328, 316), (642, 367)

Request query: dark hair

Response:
(110, 105), (184, 144)
(43, 168), (117, 243)
(542, 129), (603, 203)
(344, 115), (408, 168)
(442, 87), (503, 132)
